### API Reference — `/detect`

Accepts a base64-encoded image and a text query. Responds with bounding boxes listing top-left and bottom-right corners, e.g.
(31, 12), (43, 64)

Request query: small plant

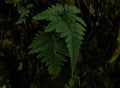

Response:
(15, 4), (33, 25)
(5, 0), (33, 25)
(29, 4), (86, 77)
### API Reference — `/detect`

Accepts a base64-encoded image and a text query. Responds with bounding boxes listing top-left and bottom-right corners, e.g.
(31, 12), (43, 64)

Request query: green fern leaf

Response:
(31, 4), (86, 75)
(65, 28), (84, 74)
(29, 32), (68, 77)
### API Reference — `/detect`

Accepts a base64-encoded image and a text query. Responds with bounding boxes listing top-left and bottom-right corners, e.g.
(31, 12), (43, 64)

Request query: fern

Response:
(15, 4), (33, 25)
(30, 4), (86, 76)
(29, 32), (68, 77)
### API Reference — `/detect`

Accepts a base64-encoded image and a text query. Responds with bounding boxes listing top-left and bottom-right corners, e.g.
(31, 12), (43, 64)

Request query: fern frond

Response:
(65, 22), (85, 74)
(29, 32), (68, 77)
(31, 4), (86, 75)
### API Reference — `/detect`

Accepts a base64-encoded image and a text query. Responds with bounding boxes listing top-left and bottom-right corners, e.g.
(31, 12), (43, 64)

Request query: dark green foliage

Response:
(29, 4), (86, 76)
(29, 32), (68, 77)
